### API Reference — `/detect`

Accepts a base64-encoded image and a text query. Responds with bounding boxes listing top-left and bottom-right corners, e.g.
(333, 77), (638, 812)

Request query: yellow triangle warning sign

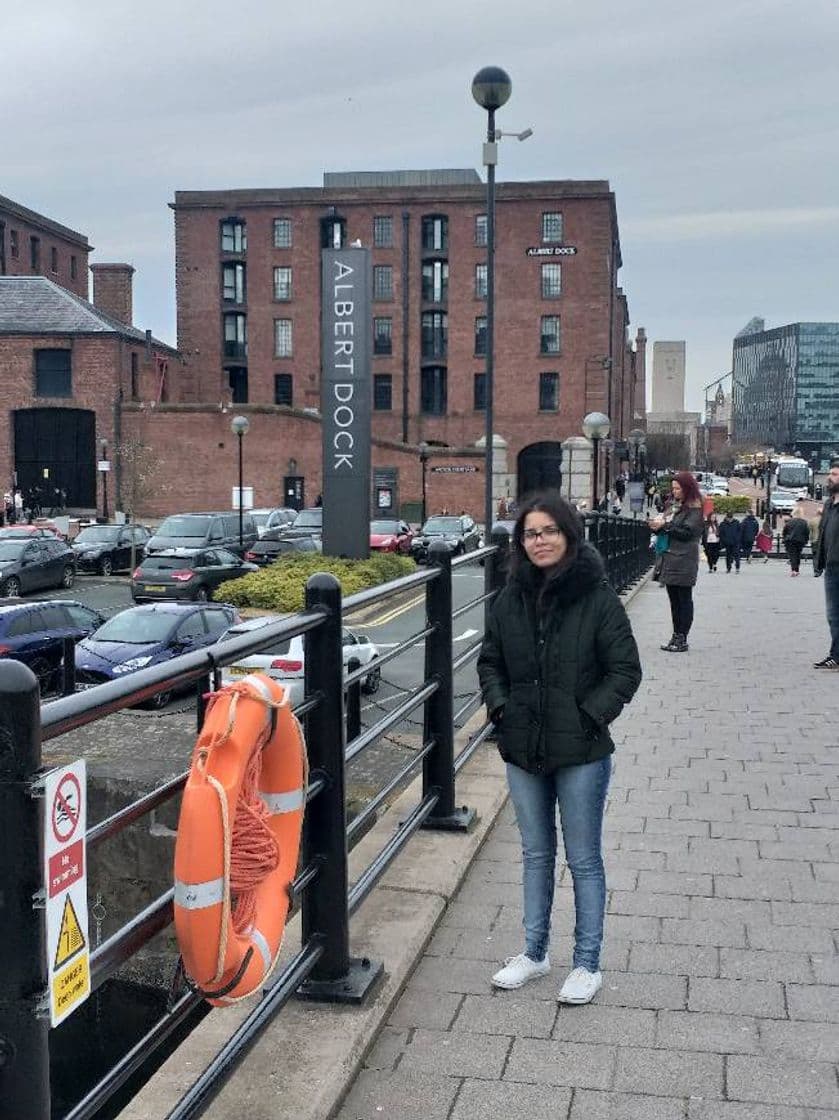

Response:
(54, 894), (86, 970)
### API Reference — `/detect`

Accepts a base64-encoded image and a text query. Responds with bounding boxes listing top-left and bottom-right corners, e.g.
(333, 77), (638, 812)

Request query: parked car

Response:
(0, 521), (65, 540)
(410, 514), (481, 563)
(72, 524), (151, 575)
(145, 512), (258, 557)
(0, 537), (76, 597)
(770, 488), (799, 514)
(244, 533), (321, 567)
(75, 602), (240, 707)
(217, 617), (380, 704)
(131, 548), (257, 602)
(369, 519), (415, 554)
(0, 598), (105, 693)
(280, 507), (323, 540)
(251, 508), (298, 538)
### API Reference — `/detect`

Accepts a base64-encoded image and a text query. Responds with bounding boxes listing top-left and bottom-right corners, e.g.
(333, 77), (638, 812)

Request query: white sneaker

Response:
(558, 967), (602, 1004)
(491, 952), (550, 990)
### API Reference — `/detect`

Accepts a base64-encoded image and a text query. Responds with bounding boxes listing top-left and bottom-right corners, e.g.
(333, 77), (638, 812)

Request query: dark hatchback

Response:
(72, 524), (152, 575)
(75, 602), (240, 706)
(131, 548), (258, 602)
(0, 537), (76, 597)
(410, 515), (481, 563)
(244, 533), (321, 567)
(280, 508), (323, 540)
(0, 598), (105, 693)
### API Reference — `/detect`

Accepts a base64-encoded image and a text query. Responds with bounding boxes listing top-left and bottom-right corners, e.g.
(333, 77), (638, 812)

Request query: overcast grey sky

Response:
(6, 0), (838, 411)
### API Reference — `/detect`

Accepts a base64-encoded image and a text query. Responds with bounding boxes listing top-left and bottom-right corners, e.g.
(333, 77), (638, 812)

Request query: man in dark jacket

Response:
(782, 507), (811, 576)
(718, 511), (741, 573)
(739, 511), (759, 563)
(813, 458), (839, 669)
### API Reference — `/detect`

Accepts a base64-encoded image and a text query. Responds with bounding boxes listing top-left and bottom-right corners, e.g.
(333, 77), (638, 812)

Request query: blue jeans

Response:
(825, 566), (839, 660)
(506, 756), (611, 971)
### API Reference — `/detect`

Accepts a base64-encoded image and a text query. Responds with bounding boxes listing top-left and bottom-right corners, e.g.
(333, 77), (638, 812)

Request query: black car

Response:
(0, 598), (105, 693)
(131, 548), (257, 602)
(0, 537), (76, 597)
(72, 524), (151, 575)
(244, 533), (321, 567)
(410, 515), (481, 563)
(280, 507), (323, 540)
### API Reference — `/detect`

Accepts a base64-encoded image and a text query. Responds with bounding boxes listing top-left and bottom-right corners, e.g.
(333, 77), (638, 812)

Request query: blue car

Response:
(75, 602), (240, 707)
(0, 598), (105, 694)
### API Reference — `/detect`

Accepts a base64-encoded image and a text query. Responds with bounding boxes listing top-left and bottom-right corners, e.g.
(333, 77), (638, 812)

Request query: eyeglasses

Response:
(522, 525), (561, 542)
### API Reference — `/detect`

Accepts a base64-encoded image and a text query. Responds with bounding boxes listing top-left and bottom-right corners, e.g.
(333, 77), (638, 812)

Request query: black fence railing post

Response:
(422, 542), (475, 832)
(346, 658), (361, 744)
(489, 524), (511, 599)
(296, 574), (382, 1004)
(62, 635), (76, 697)
(0, 662), (50, 1118)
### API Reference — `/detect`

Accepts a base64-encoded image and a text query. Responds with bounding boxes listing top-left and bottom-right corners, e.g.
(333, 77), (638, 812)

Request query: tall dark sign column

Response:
(321, 247), (372, 557)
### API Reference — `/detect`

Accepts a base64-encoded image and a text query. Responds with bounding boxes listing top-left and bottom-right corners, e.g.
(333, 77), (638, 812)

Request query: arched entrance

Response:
(13, 408), (97, 509)
(517, 441), (563, 499)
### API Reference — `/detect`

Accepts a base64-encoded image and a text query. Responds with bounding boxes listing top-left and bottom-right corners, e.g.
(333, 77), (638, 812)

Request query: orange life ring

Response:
(174, 673), (307, 1005)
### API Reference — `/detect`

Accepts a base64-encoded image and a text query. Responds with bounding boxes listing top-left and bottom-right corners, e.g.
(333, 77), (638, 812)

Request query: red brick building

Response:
(171, 170), (645, 507)
(0, 194), (91, 299)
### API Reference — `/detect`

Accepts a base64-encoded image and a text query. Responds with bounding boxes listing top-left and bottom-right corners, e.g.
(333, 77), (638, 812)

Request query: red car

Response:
(0, 520), (65, 540)
(369, 519), (415, 554)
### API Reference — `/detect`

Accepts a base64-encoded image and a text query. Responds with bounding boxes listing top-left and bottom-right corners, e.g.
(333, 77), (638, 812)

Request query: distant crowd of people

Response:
(1, 484), (67, 526)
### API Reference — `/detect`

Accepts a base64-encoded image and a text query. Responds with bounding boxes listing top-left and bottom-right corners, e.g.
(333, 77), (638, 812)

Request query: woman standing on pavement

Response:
(477, 491), (642, 1005)
(648, 471), (704, 652)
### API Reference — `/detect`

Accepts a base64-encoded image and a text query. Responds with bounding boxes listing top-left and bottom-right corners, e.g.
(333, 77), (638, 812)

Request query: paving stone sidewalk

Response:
(338, 558), (839, 1119)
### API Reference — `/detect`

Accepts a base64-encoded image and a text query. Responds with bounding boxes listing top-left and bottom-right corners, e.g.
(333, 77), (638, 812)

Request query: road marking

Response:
(363, 592), (426, 627)
(454, 628), (479, 642)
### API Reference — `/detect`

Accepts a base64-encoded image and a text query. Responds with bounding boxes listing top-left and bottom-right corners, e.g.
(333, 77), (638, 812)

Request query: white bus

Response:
(774, 456), (812, 495)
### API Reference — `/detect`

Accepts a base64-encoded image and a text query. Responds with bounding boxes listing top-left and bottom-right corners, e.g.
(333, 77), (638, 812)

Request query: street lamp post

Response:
(582, 412), (611, 511)
(99, 438), (109, 523)
(230, 415), (250, 551)
(419, 442), (430, 524)
(628, 428), (645, 480)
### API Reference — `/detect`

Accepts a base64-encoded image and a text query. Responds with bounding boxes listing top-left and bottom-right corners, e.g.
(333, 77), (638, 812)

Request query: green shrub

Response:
(215, 552), (416, 612)
(712, 495), (752, 515)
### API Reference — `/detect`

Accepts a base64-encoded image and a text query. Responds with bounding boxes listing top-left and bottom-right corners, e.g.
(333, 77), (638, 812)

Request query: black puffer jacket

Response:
(477, 544), (642, 773)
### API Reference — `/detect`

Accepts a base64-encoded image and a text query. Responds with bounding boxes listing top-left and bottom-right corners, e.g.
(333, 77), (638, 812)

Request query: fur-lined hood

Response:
(510, 542), (607, 608)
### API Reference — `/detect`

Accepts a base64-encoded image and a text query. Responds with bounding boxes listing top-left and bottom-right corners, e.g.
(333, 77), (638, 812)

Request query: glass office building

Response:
(732, 321), (839, 465)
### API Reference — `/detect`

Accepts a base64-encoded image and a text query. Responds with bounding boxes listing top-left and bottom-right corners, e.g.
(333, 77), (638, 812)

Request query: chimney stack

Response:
(90, 263), (135, 326)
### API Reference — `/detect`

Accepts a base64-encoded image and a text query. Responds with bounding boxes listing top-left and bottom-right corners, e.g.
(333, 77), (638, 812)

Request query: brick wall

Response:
(0, 204), (90, 299)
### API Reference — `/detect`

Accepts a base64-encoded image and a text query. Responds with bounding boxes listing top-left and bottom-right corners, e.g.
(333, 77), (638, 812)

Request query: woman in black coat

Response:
(648, 471), (704, 652)
(478, 492), (642, 1005)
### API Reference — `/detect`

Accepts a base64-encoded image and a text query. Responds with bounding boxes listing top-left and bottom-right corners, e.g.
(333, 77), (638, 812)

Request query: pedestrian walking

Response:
(646, 481), (657, 511)
(478, 491), (642, 1004)
(719, 510), (741, 573)
(702, 513), (721, 572)
(813, 457), (839, 670)
(614, 476), (626, 503)
(755, 519), (773, 562)
(739, 511), (759, 563)
(648, 472), (704, 651)
(782, 507), (810, 576)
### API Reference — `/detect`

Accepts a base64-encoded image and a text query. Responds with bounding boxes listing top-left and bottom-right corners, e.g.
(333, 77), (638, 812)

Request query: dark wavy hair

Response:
(672, 471), (703, 507)
(509, 490), (583, 582)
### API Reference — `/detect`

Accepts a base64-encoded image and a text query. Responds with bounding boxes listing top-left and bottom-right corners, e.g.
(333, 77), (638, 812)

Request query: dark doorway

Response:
(517, 441), (563, 500)
(14, 408), (96, 509)
(283, 476), (304, 510)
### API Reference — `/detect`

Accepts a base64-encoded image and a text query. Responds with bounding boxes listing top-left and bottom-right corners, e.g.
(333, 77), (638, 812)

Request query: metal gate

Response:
(13, 408), (96, 509)
(517, 440), (563, 499)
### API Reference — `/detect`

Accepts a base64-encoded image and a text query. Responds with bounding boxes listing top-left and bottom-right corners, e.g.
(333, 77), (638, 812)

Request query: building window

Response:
(475, 263), (487, 299)
(228, 367), (248, 404)
(30, 236), (40, 272)
(220, 219), (246, 253)
(50, 246), (58, 273)
(222, 262), (246, 303)
(421, 215), (448, 252)
(421, 367), (447, 415)
(475, 316), (487, 356)
(539, 371), (559, 411)
(475, 214), (487, 246)
(373, 374), (392, 411)
(274, 373), (293, 406)
(421, 311), (447, 359)
(321, 217), (345, 249)
(541, 263), (562, 298)
(35, 349), (71, 397)
(474, 372), (486, 411)
(10, 229), (19, 259)
(540, 315), (561, 354)
(273, 218), (292, 248)
(130, 352), (139, 400)
(541, 212), (563, 243)
(273, 266), (292, 301)
(421, 260), (448, 303)
(373, 215), (393, 247)
(373, 317), (392, 355)
(223, 313), (247, 360)
(373, 265), (393, 301)
(70, 255), (77, 280)
(274, 318), (293, 357)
